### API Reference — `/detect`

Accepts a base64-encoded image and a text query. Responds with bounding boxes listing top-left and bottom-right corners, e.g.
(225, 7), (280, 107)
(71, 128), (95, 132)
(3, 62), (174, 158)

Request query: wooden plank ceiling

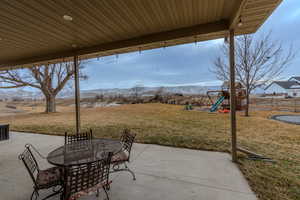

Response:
(0, 0), (282, 69)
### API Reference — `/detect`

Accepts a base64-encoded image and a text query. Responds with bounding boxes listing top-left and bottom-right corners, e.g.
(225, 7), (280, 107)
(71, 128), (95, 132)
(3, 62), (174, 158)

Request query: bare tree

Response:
(153, 87), (165, 102)
(211, 32), (295, 116)
(131, 83), (144, 101)
(0, 61), (87, 113)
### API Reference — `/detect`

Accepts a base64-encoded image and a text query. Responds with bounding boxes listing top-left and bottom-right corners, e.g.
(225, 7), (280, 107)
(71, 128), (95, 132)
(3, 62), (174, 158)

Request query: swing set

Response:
(207, 82), (246, 113)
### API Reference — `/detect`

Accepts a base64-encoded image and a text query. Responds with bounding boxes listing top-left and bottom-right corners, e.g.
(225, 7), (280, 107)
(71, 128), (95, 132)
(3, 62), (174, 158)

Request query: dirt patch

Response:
(0, 102), (26, 116)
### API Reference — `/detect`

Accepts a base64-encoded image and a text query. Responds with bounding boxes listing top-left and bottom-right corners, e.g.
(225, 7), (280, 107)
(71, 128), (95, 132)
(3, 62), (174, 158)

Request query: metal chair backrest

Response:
(64, 152), (112, 200)
(121, 129), (136, 160)
(18, 144), (40, 189)
(65, 129), (93, 145)
(0, 124), (9, 140)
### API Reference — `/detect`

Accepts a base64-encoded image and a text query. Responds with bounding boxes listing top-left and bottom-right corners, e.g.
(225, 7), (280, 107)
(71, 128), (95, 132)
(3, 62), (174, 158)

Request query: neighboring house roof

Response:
(290, 85), (300, 89)
(265, 81), (300, 90)
(288, 77), (300, 82)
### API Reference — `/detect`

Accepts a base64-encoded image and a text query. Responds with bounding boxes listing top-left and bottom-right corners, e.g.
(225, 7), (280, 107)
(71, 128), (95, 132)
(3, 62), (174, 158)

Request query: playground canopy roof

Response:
(0, 0), (282, 69)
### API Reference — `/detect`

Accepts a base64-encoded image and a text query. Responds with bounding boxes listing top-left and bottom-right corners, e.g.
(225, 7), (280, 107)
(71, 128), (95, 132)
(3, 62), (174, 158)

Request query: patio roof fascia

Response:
(0, 0), (282, 69)
(0, 20), (229, 69)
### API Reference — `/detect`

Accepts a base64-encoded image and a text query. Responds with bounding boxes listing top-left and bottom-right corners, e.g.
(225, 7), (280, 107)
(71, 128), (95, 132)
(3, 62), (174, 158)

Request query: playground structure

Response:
(207, 82), (246, 112)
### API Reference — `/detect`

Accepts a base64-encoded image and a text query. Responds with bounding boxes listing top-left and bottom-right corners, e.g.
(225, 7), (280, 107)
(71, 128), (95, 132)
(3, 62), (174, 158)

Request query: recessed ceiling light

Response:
(71, 44), (77, 48)
(0, 38), (2, 41)
(63, 15), (73, 21)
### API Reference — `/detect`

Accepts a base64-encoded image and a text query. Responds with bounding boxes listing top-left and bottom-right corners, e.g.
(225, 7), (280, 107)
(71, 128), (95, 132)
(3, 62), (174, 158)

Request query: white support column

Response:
(229, 29), (237, 162)
(74, 55), (81, 134)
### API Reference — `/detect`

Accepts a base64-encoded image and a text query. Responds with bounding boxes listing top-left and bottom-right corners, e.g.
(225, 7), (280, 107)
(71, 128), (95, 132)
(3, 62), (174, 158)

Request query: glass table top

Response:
(47, 138), (122, 167)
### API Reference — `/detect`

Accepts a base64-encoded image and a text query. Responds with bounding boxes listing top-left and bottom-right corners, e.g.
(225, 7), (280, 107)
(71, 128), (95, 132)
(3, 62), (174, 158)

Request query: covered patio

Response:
(0, 0), (282, 161)
(0, 132), (256, 200)
(0, 0), (282, 200)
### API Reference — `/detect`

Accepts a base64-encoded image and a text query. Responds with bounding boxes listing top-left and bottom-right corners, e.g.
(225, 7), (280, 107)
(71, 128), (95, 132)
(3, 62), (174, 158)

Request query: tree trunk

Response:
(45, 95), (56, 113)
(245, 92), (250, 117)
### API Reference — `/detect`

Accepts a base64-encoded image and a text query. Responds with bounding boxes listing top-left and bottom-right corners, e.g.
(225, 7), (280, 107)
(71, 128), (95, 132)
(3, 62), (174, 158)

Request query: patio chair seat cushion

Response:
(111, 151), (129, 163)
(36, 167), (62, 188)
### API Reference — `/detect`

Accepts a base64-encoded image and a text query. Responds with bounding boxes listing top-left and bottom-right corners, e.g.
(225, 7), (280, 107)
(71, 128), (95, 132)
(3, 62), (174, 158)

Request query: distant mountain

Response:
(0, 89), (42, 100)
(78, 84), (265, 98)
(0, 84), (265, 100)
(78, 85), (222, 98)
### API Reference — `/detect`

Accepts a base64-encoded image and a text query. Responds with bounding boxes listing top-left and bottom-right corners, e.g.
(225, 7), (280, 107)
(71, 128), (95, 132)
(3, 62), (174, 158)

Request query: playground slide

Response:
(210, 96), (225, 112)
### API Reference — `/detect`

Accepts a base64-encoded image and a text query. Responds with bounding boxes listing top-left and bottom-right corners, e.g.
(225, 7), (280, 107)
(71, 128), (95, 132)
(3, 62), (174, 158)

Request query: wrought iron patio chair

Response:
(18, 144), (63, 200)
(63, 152), (113, 200)
(111, 128), (136, 180)
(64, 129), (93, 145)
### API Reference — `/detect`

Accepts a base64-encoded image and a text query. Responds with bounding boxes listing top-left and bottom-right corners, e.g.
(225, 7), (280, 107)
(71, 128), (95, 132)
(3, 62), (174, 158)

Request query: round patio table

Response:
(47, 138), (122, 167)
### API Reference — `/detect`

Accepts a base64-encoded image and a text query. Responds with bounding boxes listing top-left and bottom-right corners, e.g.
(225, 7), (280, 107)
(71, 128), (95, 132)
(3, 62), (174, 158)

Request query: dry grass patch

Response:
(0, 103), (299, 200)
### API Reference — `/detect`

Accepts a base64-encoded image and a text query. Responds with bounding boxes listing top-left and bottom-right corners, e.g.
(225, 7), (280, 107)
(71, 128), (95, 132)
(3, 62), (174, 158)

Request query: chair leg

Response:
(124, 163), (136, 181)
(106, 183), (111, 191)
(127, 168), (136, 180)
(31, 190), (38, 200)
(102, 186), (110, 200)
(111, 162), (136, 180)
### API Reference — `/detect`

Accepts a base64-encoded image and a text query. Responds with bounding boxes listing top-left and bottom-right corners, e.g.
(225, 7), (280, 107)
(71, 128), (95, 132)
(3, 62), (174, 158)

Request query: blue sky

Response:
(82, 39), (224, 89)
(81, 0), (300, 90)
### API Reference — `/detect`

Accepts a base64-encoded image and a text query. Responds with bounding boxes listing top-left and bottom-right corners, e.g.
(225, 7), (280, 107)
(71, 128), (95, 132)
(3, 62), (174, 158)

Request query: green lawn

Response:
(1, 103), (299, 200)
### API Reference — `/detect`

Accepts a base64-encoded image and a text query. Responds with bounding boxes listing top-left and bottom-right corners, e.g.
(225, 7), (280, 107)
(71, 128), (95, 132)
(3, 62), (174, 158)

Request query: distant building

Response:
(288, 76), (300, 83)
(265, 76), (300, 97)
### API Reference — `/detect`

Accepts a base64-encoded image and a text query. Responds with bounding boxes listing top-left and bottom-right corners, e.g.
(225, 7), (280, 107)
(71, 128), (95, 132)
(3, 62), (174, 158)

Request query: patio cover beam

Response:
(229, 0), (248, 29)
(74, 55), (81, 134)
(229, 30), (237, 162)
(0, 20), (228, 68)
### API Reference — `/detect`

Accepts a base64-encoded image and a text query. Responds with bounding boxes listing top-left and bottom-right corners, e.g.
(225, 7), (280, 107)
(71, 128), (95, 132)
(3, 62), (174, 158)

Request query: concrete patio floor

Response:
(0, 132), (257, 200)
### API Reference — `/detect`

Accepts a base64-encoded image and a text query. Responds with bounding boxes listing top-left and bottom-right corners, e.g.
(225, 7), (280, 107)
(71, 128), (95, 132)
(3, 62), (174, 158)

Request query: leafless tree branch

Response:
(0, 60), (87, 113)
(210, 32), (296, 116)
